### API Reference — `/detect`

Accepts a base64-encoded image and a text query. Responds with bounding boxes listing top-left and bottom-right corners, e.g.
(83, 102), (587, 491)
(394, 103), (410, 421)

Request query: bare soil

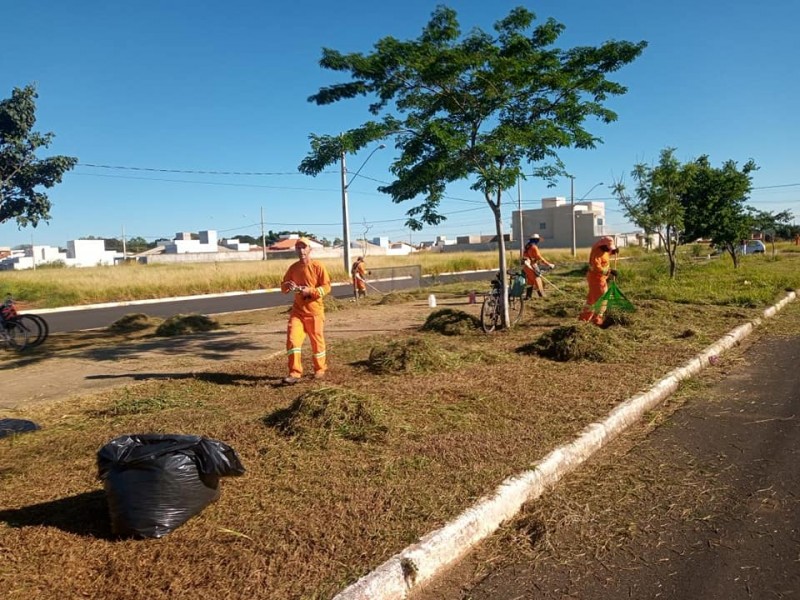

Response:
(1, 296), (475, 412)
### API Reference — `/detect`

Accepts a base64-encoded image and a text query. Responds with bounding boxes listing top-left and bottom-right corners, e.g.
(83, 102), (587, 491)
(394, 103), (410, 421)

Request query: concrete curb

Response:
(333, 290), (798, 600)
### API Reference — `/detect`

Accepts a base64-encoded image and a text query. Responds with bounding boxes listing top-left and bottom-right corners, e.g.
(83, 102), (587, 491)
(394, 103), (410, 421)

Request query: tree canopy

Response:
(0, 84), (77, 227)
(613, 148), (686, 278)
(681, 155), (757, 268)
(299, 5), (646, 325)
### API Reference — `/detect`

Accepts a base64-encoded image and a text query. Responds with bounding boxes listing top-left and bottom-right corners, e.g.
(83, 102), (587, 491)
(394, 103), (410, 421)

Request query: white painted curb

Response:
(333, 290), (798, 600)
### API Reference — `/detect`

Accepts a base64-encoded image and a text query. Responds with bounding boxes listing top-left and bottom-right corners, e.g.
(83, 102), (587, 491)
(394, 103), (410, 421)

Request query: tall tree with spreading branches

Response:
(298, 5), (646, 327)
(613, 148), (685, 278)
(0, 84), (77, 228)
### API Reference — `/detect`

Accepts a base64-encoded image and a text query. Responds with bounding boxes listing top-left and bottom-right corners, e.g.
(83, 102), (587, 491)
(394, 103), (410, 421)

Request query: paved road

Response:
(29, 271), (493, 333)
(416, 306), (800, 599)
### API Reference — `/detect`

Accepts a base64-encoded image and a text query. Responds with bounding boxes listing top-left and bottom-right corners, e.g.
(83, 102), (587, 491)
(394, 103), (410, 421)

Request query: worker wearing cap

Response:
(351, 256), (367, 299)
(522, 234), (554, 299)
(280, 237), (331, 384)
(579, 236), (619, 325)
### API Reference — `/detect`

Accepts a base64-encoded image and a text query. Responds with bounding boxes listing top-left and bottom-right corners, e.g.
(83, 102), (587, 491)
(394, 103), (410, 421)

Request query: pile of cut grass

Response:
(263, 386), (387, 443)
(421, 308), (480, 336)
(520, 323), (621, 362)
(108, 313), (160, 333)
(368, 337), (459, 374)
(154, 313), (219, 336)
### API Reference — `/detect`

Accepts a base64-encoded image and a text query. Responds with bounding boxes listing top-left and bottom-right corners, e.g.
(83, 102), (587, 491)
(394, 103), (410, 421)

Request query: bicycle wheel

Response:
(480, 294), (502, 333)
(508, 295), (525, 326)
(4, 320), (30, 351)
(19, 314), (48, 347)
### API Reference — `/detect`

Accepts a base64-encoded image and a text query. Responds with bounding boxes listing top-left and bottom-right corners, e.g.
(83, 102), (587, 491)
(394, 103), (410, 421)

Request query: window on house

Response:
(539, 223), (547, 230)
(597, 218), (604, 226)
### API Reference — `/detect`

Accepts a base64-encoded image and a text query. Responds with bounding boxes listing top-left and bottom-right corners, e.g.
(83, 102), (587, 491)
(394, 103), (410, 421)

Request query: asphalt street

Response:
(28, 271), (492, 333)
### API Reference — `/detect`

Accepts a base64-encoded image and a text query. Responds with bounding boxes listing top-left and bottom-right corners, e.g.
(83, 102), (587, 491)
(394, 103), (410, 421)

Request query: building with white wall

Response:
(512, 196), (609, 249)
(164, 230), (219, 254)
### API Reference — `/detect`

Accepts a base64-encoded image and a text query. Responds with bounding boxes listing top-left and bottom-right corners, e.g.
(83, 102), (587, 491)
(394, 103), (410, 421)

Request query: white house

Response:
(0, 240), (120, 270)
(164, 230), (219, 254)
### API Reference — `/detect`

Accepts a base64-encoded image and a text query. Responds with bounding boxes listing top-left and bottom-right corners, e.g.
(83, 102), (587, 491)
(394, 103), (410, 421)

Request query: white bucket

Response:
(428, 294), (437, 308)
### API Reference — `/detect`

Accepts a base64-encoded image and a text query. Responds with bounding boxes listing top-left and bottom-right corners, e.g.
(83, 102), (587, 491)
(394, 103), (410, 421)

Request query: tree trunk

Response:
(492, 203), (510, 328)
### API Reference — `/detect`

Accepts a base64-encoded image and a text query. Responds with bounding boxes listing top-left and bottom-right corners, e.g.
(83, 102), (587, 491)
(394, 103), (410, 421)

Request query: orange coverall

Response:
(579, 239), (613, 325)
(522, 241), (552, 296)
(352, 259), (367, 296)
(281, 260), (331, 378)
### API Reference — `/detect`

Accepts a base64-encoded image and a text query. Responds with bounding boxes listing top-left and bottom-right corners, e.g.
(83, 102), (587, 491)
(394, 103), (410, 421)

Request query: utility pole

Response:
(570, 176), (576, 258)
(122, 225), (127, 260)
(260, 206), (267, 260)
(340, 149), (351, 273)
(517, 178), (524, 259)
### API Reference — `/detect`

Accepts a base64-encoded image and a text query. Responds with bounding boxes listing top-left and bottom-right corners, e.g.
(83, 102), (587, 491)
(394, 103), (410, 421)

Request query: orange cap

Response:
(295, 237), (311, 247)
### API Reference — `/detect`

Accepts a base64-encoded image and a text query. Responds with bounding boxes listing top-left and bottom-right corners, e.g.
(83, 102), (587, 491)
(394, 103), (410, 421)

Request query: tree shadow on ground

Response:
(84, 370), (271, 386)
(0, 329), (266, 370)
(0, 490), (114, 539)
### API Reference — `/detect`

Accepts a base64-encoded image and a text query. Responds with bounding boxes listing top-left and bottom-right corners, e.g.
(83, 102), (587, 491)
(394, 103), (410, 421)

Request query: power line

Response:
(78, 163), (323, 176)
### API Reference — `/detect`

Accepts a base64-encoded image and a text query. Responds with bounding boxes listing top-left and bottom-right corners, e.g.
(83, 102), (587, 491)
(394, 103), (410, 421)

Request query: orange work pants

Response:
(286, 313), (326, 377)
(579, 273), (608, 325)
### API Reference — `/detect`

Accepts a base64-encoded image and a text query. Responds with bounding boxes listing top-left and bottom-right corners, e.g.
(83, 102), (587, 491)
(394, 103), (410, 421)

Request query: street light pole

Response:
(340, 143), (386, 273)
(340, 150), (351, 273)
(571, 180), (604, 257)
(570, 177), (576, 257)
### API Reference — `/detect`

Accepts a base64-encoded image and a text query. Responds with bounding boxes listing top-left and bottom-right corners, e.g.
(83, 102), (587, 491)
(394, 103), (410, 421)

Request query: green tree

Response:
(298, 5), (646, 326)
(0, 84), (77, 227)
(681, 156), (757, 268)
(747, 208), (793, 255)
(613, 148), (686, 278)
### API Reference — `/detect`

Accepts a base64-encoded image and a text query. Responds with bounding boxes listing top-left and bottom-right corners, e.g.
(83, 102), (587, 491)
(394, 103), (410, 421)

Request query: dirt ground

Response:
(0, 295), (480, 412)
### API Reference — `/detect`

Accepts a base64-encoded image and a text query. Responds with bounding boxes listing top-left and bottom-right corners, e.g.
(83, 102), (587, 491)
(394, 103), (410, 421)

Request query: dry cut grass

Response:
(0, 277), (784, 599)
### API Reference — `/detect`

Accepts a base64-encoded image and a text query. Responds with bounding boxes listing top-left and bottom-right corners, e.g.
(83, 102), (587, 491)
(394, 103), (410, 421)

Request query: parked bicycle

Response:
(480, 270), (526, 333)
(0, 309), (30, 351)
(1, 295), (49, 350)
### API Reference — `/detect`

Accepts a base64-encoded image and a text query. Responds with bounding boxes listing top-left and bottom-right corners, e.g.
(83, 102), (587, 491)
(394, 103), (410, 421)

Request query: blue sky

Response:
(2, 0), (798, 249)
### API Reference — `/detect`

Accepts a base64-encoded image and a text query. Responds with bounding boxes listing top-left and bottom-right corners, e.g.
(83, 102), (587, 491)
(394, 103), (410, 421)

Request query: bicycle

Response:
(1, 295), (49, 348)
(0, 311), (30, 351)
(480, 270), (526, 333)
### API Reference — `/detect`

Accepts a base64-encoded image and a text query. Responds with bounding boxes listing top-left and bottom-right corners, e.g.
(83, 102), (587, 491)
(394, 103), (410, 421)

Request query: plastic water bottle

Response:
(428, 294), (437, 308)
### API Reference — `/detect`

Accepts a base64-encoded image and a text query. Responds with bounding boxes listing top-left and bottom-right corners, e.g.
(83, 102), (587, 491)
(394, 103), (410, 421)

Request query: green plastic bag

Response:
(591, 280), (635, 313)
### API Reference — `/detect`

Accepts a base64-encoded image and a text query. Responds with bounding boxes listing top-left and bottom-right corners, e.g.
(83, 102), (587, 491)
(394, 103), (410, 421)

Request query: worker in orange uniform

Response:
(280, 237), (332, 384)
(579, 236), (619, 326)
(351, 256), (367, 299)
(523, 234), (554, 299)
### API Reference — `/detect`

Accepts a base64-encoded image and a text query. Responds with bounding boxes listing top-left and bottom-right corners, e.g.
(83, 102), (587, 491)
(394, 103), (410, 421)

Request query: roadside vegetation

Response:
(1, 251), (798, 599)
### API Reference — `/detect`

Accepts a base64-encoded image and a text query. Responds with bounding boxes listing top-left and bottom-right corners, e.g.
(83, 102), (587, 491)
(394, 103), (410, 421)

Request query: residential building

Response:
(512, 196), (609, 249)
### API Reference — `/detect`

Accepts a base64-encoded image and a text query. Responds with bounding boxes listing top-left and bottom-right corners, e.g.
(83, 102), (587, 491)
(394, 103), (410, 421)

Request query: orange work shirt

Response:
(281, 260), (331, 317)
(587, 244), (611, 276)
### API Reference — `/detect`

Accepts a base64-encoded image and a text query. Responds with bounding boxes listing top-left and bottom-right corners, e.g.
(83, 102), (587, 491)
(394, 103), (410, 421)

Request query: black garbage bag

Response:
(0, 418), (41, 439)
(97, 433), (245, 538)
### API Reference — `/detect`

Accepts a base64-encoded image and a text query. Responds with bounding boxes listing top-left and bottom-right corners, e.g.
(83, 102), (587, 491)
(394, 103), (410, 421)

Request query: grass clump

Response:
(601, 308), (637, 328)
(378, 292), (416, 305)
(154, 313), (219, 336)
(368, 337), (456, 374)
(521, 323), (619, 362)
(264, 386), (387, 443)
(421, 308), (480, 336)
(108, 313), (159, 333)
(94, 387), (204, 416)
